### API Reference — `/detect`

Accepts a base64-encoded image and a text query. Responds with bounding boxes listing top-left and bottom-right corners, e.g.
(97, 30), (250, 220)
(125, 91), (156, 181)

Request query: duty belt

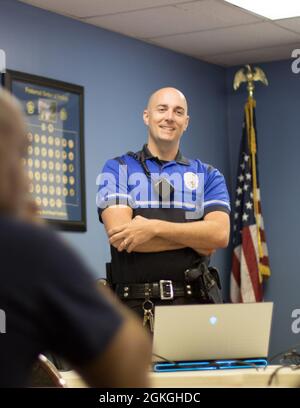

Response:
(115, 280), (196, 300)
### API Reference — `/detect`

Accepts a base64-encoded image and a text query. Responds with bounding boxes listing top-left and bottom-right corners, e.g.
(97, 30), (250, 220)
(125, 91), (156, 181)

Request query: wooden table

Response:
(60, 366), (300, 388)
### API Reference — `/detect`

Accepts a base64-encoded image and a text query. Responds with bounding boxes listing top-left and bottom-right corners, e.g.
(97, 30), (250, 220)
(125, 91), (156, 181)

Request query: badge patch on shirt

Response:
(184, 172), (199, 190)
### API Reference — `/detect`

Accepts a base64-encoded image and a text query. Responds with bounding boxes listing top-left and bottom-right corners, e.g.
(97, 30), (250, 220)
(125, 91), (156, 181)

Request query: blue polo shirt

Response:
(96, 144), (230, 283)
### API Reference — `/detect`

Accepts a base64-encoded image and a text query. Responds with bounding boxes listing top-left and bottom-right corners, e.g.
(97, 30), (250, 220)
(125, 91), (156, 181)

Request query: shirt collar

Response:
(141, 144), (190, 165)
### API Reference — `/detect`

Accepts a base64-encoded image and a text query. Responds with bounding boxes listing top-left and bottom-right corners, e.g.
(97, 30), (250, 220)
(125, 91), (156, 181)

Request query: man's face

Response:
(143, 89), (189, 146)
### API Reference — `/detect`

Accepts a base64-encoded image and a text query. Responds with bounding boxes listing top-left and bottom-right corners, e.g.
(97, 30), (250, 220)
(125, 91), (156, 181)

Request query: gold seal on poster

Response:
(26, 101), (35, 115)
(34, 146), (40, 156)
(48, 124), (54, 133)
(56, 198), (62, 208)
(34, 172), (41, 181)
(60, 108), (68, 121)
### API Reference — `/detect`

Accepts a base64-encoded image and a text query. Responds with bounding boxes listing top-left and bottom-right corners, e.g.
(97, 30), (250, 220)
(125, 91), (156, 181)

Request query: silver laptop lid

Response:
(152, 303), (273, 362)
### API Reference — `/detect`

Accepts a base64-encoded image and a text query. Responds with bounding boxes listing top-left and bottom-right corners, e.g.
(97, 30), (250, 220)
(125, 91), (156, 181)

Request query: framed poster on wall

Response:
(5, 70), (86, 231)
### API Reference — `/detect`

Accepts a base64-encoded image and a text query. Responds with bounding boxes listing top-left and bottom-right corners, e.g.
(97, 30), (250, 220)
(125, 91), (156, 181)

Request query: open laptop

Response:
(152, 302), (273, 371)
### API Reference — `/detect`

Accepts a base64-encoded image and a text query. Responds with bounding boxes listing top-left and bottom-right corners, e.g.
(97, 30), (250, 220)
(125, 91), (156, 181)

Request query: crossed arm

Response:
(101, 206), (230, 256)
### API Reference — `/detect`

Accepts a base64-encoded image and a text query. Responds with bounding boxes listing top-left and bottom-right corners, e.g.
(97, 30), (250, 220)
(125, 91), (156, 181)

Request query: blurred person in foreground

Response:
(0, 89), (151, 388)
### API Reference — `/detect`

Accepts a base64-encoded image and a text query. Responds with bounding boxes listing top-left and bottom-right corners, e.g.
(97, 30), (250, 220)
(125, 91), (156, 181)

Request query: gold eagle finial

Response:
(233, 64), (268, 98)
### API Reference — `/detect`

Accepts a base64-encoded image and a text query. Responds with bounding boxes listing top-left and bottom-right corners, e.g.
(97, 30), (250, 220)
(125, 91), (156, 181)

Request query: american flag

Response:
(230, 99), (271, 303)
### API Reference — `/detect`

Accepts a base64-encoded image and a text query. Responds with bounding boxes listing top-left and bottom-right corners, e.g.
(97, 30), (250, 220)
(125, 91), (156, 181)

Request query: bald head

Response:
(147, 87), (188, 113)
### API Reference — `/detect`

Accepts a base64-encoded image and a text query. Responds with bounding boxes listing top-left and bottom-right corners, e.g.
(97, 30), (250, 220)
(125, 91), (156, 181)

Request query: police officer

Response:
(96, 87), (230, 329)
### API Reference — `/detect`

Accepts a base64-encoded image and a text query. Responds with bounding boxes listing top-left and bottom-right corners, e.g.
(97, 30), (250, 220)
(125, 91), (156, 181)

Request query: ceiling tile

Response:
(20, 0), (187, 18)
(203, 43), (297, 66)
(84, 0), (262, 39)
(149, 22), (300, 57)
(19, 0), (300, 66)
(274, 17), (300, 34)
